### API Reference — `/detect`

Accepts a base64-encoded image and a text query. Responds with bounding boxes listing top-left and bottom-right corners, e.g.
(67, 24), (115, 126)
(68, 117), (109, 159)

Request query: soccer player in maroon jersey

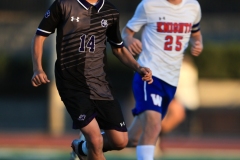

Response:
(31, 0), (153, 159)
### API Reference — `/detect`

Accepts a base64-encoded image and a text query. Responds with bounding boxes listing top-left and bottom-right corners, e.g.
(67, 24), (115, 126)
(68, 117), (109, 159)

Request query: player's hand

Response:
(31, 70), (50, 87)
(137, 66), (153, 84)
(124, 37), (142, 56)
(191, 40), (203, 56)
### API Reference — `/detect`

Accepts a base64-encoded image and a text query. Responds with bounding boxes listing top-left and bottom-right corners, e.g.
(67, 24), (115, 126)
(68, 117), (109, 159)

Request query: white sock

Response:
(136, 145), (155, 160)
(82, 141), (88, 155)
(81, 131), (104, 155)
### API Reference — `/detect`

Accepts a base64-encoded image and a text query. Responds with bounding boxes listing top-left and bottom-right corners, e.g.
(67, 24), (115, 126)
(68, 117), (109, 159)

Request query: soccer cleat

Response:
(79, 133), (86, 141)
(69, 150), (80, 160)
(71, 139), (87, 160)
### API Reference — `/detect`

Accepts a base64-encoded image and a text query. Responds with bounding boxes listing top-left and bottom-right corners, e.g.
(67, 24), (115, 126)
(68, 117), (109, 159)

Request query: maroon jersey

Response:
(36, 0), (123, 100)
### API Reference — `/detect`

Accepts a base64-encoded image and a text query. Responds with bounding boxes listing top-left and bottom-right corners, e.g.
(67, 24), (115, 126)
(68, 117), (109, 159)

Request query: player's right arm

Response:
(31, 1), (60, 87)
(121, 1), (146, 56)
(121, 27), (142, 56)
(31, 35), (50, 87)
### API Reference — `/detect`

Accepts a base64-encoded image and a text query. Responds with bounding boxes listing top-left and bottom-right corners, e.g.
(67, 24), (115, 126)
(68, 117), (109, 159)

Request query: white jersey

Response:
(126, 0), (201, 86)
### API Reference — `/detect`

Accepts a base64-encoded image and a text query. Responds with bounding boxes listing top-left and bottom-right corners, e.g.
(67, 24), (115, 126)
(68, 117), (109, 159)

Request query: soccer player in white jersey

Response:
(121, 0), (203, 159)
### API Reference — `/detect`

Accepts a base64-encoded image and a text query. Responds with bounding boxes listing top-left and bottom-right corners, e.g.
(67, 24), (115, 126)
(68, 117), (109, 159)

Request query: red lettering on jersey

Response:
(173, 23), (178, 33)
(157, 22), (192, 33)
(178, 23), (184, 33)
(184, 23), (192, 33)
(157, 22), (164, 32)
(165, 22), (172, 33)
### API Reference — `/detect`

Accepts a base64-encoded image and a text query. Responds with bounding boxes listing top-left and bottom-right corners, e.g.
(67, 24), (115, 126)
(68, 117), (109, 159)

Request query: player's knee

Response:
(128, 135), (138, 147)
(144, 123), (161, 137)
(87, 135), (103, 151)
(153, 124), (161, 135)
(111, 135), (128, 150)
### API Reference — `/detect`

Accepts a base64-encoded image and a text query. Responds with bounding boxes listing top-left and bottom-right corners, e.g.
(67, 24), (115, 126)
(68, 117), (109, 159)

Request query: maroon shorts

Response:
(61, 91), (127, 132)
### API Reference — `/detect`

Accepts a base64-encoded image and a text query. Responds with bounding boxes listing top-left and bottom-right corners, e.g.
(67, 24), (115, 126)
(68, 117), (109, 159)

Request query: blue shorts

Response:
(132, 73), (177, 119)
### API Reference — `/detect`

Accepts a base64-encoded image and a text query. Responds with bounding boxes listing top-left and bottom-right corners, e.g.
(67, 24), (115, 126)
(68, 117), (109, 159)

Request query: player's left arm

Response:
(190, 30), (203, 57)
(190, 2), (203, 57)
(121, 26), (142, 56)
(111, 46), (153, 84)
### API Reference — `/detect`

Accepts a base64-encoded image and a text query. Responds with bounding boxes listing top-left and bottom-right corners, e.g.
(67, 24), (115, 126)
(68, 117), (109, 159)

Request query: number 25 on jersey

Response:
(156, 22), (192, 52)
(164, 35), (183, 51)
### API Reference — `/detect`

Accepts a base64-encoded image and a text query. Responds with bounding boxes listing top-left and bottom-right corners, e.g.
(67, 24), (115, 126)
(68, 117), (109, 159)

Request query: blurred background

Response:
(0, 0), (240, 159)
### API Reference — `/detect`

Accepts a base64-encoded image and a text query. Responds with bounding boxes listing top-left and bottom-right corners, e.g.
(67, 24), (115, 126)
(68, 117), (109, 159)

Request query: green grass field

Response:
(1, 148), (240, 160)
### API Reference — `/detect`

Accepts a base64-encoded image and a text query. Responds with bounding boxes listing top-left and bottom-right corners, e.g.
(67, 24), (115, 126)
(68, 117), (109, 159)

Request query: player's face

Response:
(86, 0), (99, 4)
(167, 0), (183, 5)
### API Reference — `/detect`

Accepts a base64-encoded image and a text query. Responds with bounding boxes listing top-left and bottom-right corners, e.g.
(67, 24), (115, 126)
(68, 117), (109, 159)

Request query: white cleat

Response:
(69, 150), (80, 160)
(70, 130), (103, 160)
(79, 133), (86, 141)
(71, 139), (87, 160)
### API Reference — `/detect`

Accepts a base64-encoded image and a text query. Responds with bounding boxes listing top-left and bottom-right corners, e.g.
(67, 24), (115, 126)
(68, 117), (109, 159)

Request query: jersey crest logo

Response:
(150, 94), (162, 107)
(101, 19), (108, 27)
(45, 10), (50, 18)
(71, 16), (80, 22)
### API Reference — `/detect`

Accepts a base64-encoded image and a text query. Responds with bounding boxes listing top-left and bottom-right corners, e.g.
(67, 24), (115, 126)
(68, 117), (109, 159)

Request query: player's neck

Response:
(86, 0), (98, 5)
(167, 0), (182, 5)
